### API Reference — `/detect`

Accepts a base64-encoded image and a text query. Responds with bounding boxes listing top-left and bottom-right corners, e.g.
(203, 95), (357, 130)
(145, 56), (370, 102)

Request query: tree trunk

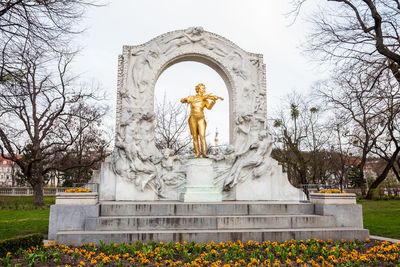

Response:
(31, 173), (45, 206)
(392, 165), (400, 182)
(366, 147), (400, 199)
(339, 173), (343, 192)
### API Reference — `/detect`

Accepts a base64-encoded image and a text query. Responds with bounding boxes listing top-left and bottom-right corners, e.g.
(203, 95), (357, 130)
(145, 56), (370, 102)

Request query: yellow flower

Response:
(65, 187), (91, 193)
(317, 189), (345, 194)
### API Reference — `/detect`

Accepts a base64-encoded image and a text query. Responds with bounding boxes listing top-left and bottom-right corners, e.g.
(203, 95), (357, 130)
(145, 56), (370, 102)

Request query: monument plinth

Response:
(180, 158), (222, 202)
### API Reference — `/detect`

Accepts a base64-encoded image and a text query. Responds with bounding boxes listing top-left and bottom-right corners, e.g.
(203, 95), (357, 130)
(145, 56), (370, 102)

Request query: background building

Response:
(0, 156), (17, 186)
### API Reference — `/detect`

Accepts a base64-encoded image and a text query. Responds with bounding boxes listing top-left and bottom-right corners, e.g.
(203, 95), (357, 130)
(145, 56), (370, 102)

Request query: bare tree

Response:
(315, 73), (387, 188)
(0, 47), (108, 205)
(367, 73), (400, 197)
(292, 0), (400, 85)
(327, 116), (356, 191)
(316, 69), (400, 198)
(271, 91), (332, 195)
(0, 0), (98, 81)
(49, 100), (110, 186)
(154, 95), (192, 155)
(290, 1), (400, 197)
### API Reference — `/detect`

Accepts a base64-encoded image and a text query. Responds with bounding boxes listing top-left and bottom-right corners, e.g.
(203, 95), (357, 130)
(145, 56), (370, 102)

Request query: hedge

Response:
(0, 233), (43, 257)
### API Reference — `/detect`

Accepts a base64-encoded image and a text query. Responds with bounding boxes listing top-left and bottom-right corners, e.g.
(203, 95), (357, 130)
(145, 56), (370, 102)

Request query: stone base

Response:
(55, 192), (98, 205)
(48, 204), (99, 240)
(50, 201), (369, 244)
(180, 187), (222, 202)
(180, 158), (222, 202)
(309, 193), (356, 205)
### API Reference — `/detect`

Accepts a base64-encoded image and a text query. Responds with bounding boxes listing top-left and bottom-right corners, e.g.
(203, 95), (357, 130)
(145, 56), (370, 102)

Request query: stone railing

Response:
(0, 187), (72, 196)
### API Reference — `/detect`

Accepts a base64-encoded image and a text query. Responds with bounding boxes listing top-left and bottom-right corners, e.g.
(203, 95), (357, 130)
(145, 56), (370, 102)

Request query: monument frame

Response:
(99, 27), (304, 201)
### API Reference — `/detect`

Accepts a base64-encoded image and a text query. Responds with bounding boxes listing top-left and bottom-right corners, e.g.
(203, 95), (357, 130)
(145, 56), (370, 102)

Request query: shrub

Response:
(356, 195), (364, 201)
(382, 195), (390, 201)
(0, 233), (43, 257)
(368, 189), (380, 200)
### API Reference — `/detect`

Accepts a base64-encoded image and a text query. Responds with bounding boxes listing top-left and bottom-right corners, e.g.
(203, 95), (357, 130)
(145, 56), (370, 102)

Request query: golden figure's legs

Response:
(189, 116), (201, 158)
(198, 118), (207, 158)
(192, 133), (200, 158)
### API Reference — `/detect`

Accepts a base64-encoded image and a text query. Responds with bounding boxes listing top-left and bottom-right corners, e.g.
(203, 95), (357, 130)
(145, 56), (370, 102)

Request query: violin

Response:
(203, 93), (224, 101)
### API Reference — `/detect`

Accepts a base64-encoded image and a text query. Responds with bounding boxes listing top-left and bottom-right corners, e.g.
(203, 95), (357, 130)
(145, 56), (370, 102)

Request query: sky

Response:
(73, 0), (322, 145)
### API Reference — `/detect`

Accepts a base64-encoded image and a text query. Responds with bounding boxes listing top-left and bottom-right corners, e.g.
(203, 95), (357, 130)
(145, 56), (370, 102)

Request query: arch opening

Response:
(154, 60), (231, 155)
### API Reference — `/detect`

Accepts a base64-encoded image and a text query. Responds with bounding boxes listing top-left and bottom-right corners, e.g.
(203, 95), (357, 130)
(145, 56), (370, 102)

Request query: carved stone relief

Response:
(97, 27), (305, 201)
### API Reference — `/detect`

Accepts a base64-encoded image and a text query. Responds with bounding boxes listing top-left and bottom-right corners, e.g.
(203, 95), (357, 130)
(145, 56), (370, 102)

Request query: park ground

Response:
(0, 196), (399, 241)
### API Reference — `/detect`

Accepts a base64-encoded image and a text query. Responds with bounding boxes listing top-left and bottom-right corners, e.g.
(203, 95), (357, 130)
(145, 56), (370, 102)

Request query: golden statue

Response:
(181, 83), (224, 158)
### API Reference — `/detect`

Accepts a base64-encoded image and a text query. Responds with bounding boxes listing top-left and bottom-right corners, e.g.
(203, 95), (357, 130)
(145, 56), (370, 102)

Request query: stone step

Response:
(100, 201), (314, 216)
(85, 214), (336, 231)
(56, 228), (369, 244)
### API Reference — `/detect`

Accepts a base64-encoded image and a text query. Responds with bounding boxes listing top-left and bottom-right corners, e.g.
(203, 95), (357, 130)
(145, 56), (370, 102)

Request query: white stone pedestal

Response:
(309, 193), (356, 204)
(180, 158), (222, 202)
(55, 192), (98, 205)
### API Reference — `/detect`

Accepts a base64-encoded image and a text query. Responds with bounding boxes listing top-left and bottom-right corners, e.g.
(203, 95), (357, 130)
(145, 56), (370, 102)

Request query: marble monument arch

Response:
(98, 27), (305, 202)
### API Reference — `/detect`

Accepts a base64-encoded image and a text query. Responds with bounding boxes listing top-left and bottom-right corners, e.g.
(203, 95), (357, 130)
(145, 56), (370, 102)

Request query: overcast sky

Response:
(73, 0), (322, 144)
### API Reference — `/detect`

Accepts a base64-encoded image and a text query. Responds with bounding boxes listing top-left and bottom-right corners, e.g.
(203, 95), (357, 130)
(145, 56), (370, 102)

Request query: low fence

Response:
(0, 184), (98, 196)
(0, 187), (69, 196)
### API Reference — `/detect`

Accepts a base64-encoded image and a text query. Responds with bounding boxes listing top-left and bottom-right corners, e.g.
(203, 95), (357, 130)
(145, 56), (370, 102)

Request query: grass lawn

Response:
(359, 199), (400, 239)
(0, 196), (54, 240)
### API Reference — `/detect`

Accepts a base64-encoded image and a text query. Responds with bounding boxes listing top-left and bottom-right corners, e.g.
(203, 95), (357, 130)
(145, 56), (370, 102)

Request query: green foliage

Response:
(368, 189), (380, 201)
(273, 119), (281, 128)
(0, 233), (43, 257)
(290, 103), (299, 119)
(348, 165), (365, 188)
(356, 195), (365, 201)
(61, 167), (94, 187)
(61, 178), (74, 187)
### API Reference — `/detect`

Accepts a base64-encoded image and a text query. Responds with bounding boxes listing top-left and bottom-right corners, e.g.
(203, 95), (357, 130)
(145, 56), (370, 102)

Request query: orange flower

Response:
(65, 187), (91, 193)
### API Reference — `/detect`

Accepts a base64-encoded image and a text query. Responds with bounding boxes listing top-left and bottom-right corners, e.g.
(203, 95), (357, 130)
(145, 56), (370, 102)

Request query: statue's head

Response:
(163, 148), (173, 158)
(195, 83), (206, 95)
(258, 130), (267, 140)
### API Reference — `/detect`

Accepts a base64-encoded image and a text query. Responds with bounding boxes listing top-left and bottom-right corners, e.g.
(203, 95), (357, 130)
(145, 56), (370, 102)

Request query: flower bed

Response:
(317, 189), (345, 194)
(1, 239), (399, 266)
(65, 187), (91, 193)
